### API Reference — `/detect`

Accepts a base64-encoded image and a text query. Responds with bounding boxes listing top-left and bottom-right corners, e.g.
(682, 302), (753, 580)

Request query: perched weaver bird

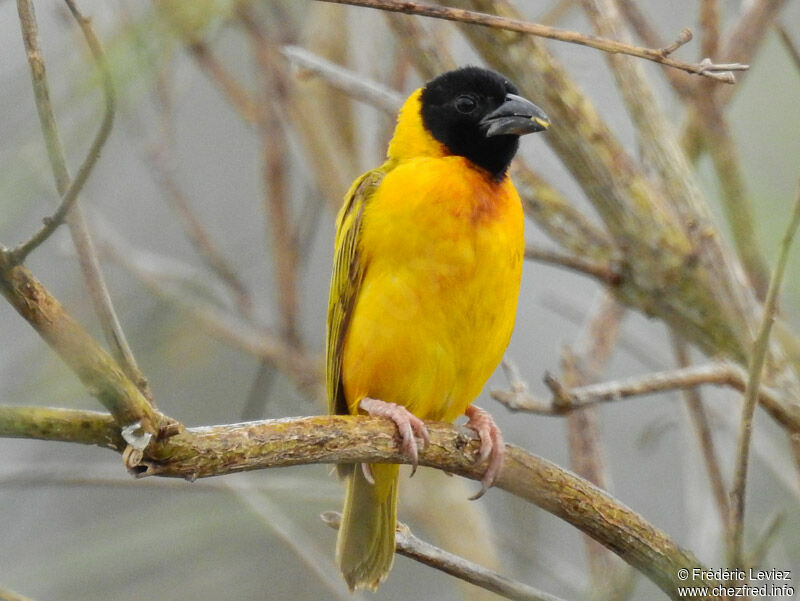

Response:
(326, 66), (549, 591)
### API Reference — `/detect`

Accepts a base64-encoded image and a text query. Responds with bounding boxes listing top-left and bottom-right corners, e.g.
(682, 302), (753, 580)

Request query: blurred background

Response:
(1, 1), (799, 600)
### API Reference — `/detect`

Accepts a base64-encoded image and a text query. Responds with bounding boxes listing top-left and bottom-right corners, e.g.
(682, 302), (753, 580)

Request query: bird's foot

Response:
(359, 397), (431, 476)
(464, 405), (505, 500)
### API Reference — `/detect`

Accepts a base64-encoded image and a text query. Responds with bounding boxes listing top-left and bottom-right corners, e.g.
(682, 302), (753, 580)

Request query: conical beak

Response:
(480, 93), (550, 137)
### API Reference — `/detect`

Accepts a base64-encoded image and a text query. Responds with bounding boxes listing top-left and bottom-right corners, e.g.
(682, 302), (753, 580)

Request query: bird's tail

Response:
(336, 463), (399, 591)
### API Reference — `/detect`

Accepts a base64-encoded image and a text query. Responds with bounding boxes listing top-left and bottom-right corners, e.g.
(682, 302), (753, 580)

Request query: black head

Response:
(420, 66), (549, 179)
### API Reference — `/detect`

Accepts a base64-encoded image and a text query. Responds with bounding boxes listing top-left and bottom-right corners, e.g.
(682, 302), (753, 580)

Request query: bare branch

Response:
(560, 292), (631, 594)
(511, 162), (617, 265)
(186, 41), (259, 124)
(315, 0), (747, 82)
(240, 11), (303, 349)
(14, 0), (154, 405)
(698, 0), (720, 60)
(729, 177), (800, 568)
(97, 233), (322, 396)
(322, 512), (570, 601)
(0, 406), (123, 450)
(11, 0), (114, 264)
(672, 336), (729, 523)
(0, 255), (171, 436)
(524, 245), (621, 285)
(0, 411), (715, 599)
(493, 361), (800, 432)
(281, 45), (403, 114)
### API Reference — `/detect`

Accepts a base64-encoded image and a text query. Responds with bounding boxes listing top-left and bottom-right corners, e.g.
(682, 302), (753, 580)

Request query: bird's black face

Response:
(420, 66), (549, 179)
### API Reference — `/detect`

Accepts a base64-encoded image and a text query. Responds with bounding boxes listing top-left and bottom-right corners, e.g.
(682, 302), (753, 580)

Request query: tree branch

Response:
(322, 512), (570, 601)
(281, 45), (404, 114)
(493, 361), (800, 431)
(11, 0), (115, 265)
(729, 177), (800, 568)
(0, 256), (171, 437)
(314, 0), (746, 82)
(15, 0), (153, 402)
(0, 406), (123, 450)
(0, 409), (717, 599)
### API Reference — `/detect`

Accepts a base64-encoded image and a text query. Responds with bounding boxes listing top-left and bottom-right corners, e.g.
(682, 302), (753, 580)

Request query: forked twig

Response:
(10, 0), (114, 264)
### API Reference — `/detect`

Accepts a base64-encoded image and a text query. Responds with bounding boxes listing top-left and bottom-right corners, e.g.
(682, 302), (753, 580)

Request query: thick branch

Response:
(0, 257), (169, 435)
(0, 410), (715, 599)
(0, 406), (123, 450)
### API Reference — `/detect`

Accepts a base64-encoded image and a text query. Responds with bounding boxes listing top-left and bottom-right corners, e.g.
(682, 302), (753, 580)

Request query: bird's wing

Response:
(326, 167), (387, 417)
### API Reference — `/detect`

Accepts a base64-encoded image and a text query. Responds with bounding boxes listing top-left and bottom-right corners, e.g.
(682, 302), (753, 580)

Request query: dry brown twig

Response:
(493, 361), (798, 430)
(560, 292), (632, 596)
(321, 512), (569, 601)
(315, 0), (747, 82)
(672, 337), (729, 526)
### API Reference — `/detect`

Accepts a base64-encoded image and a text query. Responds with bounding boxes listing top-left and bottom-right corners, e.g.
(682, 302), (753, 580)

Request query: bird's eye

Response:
(454, 95), (477, 114)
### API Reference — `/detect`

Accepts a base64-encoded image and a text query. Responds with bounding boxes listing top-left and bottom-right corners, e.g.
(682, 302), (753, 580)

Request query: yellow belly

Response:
(341, 156), (524, 422)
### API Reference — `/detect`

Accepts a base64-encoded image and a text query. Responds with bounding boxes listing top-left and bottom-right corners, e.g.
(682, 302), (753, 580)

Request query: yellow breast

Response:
(341, 156), (524, 422)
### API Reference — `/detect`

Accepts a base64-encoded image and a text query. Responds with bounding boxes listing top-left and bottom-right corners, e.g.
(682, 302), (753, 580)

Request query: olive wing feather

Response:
(326, 167), (386, 417)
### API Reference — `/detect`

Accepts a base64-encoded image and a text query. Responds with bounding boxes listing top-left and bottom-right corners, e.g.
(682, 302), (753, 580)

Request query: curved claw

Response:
(464, 405), (505, 500)
(359, 397), (430, 477)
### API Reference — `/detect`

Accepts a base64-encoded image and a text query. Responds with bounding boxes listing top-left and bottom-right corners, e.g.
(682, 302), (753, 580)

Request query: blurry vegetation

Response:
(1, 1), (800, 600)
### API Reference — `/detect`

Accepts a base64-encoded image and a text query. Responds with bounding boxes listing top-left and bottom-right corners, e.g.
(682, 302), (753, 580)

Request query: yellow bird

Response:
(326, 66), (549, 591)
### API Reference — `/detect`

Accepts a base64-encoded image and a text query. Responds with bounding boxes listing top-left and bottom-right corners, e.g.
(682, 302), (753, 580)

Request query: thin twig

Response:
(15, 0), (154, 402)
(524, 245), (621, 285)
(698, 0), (720, 60)
(235, 482), (366, 601)
(560, 292), (632, 596)
(321, 512), (569, 601)
(315, 0), (746, 82)
(672, 336), (729, 524)
(281, 45), (403, 114)
(11, 1), (114, 264)
(0, 586), (36, 601)
(776, 23), (800, 74)
(747, 511), (784, 566)
(729, 177), (800, 568)
(186, 41), (259, 124)
(145, 146), (254, 318)
(98, 232), (322, 396)
(615, 0), (694, 98)
(240, 10), (303, 349)
(511, 162), (617, 266)
(692, 93), (770, 298)
(681, 0), (790, 162)
(493, 361), (800, 431)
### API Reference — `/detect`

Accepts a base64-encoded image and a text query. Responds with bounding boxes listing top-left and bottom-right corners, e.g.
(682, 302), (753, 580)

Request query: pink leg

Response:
(464, 405), (505, 500)
(359, 397), (431, 476)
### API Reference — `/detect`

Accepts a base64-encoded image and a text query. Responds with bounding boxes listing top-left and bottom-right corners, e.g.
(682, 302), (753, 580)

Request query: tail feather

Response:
(336, 463), (399, 591)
